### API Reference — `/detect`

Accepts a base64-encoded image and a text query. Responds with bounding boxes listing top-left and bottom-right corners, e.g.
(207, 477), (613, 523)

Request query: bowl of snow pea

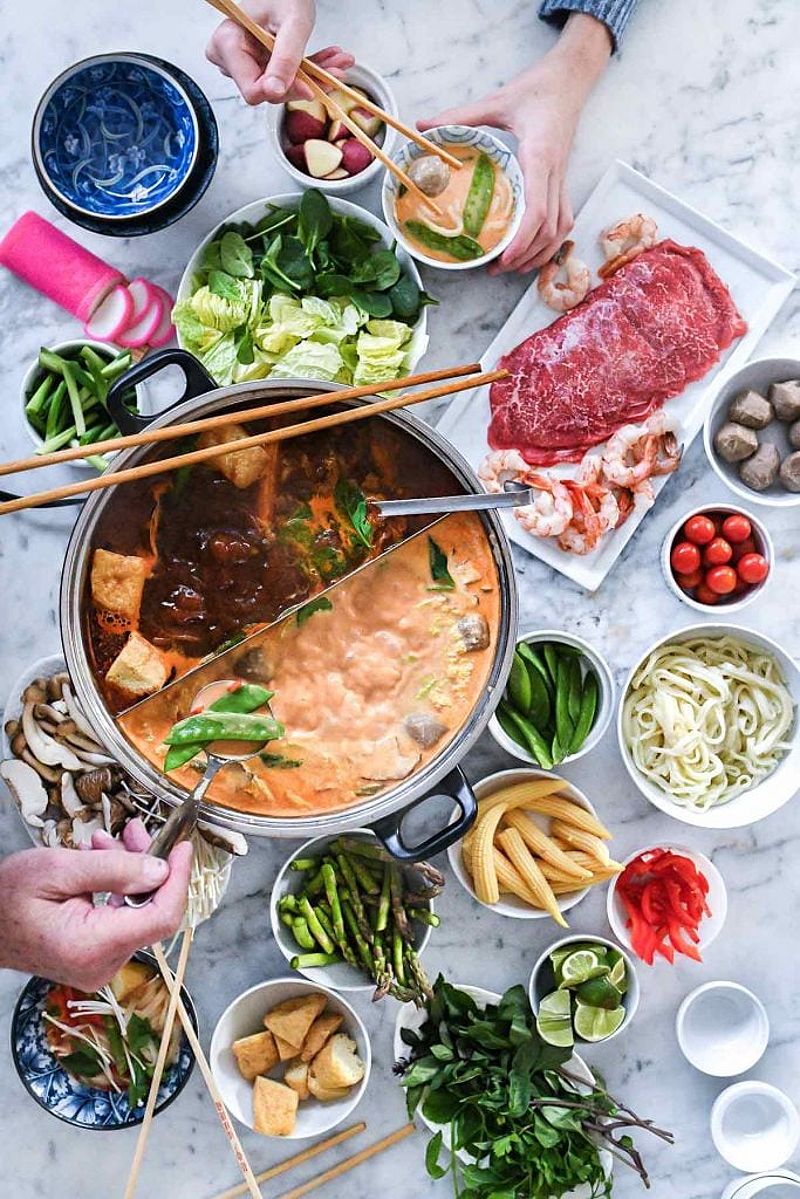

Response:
(489, 630), (614, 769)
(20, 340), (138, 470)
(270, 831), (441, 1002)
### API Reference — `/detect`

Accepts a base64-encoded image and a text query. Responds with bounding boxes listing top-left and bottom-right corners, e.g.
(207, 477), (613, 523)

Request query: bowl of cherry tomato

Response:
(662, 504), (773, 612)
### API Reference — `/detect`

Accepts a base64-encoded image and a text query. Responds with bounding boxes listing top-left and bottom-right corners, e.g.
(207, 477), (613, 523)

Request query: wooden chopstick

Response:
(0, 368), (506, 516)
(151, 943), (263, 1199)
(207, 0), (446, 215)
(274, 1124), (416, 1199)
(1, 363), (480, 478)
(211, 1123), (366, 1199)
(124, 928), (194, 1199)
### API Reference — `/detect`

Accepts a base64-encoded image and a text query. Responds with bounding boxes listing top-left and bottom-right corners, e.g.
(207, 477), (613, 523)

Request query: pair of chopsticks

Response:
(203, 0), (459, 214)
(0, 363), (506, 516)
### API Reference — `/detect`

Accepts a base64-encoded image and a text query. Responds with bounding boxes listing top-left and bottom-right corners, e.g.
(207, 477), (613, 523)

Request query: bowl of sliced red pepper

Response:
(606, 846), (727, 965)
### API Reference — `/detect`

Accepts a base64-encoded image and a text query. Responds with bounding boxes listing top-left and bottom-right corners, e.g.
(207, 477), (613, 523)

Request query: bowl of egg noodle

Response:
(617, 623), (799, 829)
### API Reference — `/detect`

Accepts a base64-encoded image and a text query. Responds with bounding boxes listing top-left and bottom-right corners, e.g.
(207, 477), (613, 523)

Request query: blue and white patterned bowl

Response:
(11, 954), (197, 1130)
(381, 124), (524, 271)
(33, 54), (199, 221)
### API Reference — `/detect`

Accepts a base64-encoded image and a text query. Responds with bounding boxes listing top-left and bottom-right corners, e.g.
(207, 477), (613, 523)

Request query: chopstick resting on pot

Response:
(0, 363), (482, 478)
(204, 0), (454, 214)
(0, 367), (507, 515)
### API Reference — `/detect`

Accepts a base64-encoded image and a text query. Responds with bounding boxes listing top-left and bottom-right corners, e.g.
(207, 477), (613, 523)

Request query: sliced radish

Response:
(126, 277), (155, 323)
(117, 291), (164, 348)
(148, 286), (176, 348)
(84, 284), (134, 342)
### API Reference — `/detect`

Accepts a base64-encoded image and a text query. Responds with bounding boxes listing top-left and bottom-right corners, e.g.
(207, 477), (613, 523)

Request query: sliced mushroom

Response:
(76, 766), (121, 807)
(1, 759), (49, 827)
(11, 731), (28, 758)
(23, 681), (48, 706)
(17, 747), (61, 785)
(34, 702), (69, 725)
(196, 822), (249, 856)
(21, 702), (83, 771)
(4, 719), (20, 740)
(61, 683), (103, 744)
(457, 613), (490, 652)
(60, 771), (84, 818)
(47, 673), (69, 703)
(70, 810), (105, 848)
(41, 820), (61, 848)
(404, 712), (449, 749)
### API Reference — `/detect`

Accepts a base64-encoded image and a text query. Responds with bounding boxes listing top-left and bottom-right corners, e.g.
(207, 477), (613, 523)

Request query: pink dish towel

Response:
(0, 211), (124, 322)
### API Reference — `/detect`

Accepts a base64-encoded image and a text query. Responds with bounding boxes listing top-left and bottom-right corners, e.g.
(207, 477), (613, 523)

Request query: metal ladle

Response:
(124, 681), (268, 908)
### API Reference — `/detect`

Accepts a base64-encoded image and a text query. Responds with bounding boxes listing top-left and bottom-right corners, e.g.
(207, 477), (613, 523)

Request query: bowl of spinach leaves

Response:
(175, 189), (435, 388)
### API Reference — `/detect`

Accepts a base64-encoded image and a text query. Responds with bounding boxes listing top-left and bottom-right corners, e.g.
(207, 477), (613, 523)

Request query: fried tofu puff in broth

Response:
(84, 412), (462, 715)
(118, 512), (499, 819)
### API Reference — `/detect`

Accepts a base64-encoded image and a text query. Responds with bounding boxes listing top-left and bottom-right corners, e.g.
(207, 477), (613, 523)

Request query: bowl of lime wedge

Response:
(528, 934), (640, 1046)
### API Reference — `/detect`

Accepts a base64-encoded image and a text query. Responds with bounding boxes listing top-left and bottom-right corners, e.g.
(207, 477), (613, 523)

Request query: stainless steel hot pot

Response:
(59, 349), (518, 860)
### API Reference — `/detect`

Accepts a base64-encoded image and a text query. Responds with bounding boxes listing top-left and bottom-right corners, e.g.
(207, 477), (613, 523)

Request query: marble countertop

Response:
(1, 0), (799, 1196)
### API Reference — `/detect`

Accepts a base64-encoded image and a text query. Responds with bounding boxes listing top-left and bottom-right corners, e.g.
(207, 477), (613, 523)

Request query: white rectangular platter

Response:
(436, 160), (795, 590)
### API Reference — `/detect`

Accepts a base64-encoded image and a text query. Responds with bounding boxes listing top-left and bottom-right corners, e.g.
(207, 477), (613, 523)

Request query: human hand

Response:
(0, 830), (192, 991)
(206, 0), (354, 104)
(419, 15), (612, 274)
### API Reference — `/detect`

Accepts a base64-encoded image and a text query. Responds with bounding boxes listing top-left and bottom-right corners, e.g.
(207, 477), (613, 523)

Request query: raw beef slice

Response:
(488, 240), (747, 466)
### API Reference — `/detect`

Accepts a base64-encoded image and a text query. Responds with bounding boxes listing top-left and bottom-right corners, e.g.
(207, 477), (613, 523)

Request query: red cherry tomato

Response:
(706, 565), (738, 595)
(704, 537), (733, 566)
(731, 535), (757, 563)
(677, 568), (704, 591)
(671, 541), (702, 575)
(683, 514), (716, 545)
(722, 514), (752, 544)
(736, 552), (770, 585)
(694, 582), (720, 605)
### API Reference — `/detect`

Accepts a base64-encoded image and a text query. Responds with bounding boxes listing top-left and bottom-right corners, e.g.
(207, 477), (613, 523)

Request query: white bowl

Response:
(488, 629), (615, 767)
(446, 767), (604, 921)
(617, 623), (800, 829)
(722, 1171), (800, 1199)
(381, 124), (524, 271)
(676, 981), (769, 1077)
(269, 62), (397, 196)
(606, 844), (727, 960)
(712, 1083), (800, 1174)
(661, 504), (774, 614)
(704, 356), (800, 508)
(209, 977), (370, 1140)
(178, 193), (428, 378)
(270, 829), (433, 992)
(393, 982), (612, 1194)
(528, 933), (640, 1044)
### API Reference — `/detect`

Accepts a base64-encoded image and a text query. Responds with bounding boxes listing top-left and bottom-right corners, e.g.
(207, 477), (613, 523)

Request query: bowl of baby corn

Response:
(447, 769), (621, 923)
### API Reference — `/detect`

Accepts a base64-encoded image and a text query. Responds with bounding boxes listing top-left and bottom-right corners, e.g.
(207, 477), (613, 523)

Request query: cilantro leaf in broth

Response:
(334, 478), (373, 548)
(296, 595), (333, 625)
(428, 537), (455, 590)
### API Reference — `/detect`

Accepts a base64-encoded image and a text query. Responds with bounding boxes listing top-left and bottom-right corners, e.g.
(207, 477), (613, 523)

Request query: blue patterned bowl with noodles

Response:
(11, 953), (197, 1130)
(33, 54), (199, 221)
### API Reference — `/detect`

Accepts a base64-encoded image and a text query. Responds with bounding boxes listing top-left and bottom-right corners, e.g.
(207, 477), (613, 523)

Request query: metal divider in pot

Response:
(59, 350), (518, 860)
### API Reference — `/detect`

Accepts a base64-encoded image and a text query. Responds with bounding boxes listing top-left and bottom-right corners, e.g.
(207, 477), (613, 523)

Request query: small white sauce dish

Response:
(528, 933), (640, 1044)
(488, 629), (615, 767)
(722, 1169), (800, 1198)
(606, 844), (728, 961)
(711, 1082), (800, 1174)
(381, 124), (524, 272)
(676, 981), (769, 1076)
(209, 976), (370, 1140)
(660, 503), (774, 615)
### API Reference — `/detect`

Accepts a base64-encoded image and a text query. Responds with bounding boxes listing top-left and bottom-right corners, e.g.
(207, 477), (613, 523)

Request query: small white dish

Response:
(617, 622), (800, 829)
(606, 844), (727, 961)
(722, 1170), (800, 1198)
(270, 829), (434, 992)
(269, 61), (397, 196)
(711, 1082), (800, 1174)
(209, 977), (370, 1140)
(528, 933), (640, 1044)
(676, 981), (769, 1076)
(381, 124), (524, 271)
(488, 629), (614, 767)
(661, 503), (774, 614)
(447, 767), (603, 921)
(704, 356), (800, 509)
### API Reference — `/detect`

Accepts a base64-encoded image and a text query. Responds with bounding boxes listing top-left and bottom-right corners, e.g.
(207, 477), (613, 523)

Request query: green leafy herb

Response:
(427, 537), (455, 590)
(298, 188), (333, 259)
(334, 478), (373, 548)
(234, 325), (255, 365)
(259, 751), (304, 768)
(219, 230), (254, 278)
(208, 270), (242, 301)
(61, 1046), (103, 1079)
(296, 595), (333, 625)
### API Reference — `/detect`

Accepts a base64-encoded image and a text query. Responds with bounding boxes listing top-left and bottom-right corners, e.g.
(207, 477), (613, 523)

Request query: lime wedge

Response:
(608, 954), (628, 994)
(559, 949), (609, 987)
(575, 976), (623, 1010)
(574, 1002), (626, 1042)
(536, 990), (574, 1048)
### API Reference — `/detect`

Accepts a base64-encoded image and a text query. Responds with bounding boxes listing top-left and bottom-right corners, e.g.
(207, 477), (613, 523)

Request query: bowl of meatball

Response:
(704, 357), (800, 507)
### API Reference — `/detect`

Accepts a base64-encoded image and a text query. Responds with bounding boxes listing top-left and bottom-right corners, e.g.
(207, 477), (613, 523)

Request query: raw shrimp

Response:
(537, 240), (591, 312)
(478, 449), (530, 493)
(598, 214), (658, 278)
(557, 481), (607, 555)
(514, 474), (574, 538)
(601, 416), (681, 489)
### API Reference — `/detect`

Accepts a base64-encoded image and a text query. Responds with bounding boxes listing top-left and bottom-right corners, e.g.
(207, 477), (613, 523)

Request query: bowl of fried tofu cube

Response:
(210, 978), (370, 1138)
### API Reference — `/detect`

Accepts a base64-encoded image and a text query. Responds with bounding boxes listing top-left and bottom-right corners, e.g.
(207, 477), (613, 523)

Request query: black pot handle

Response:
(369, 768), (477, 862)
(106, 349), (217, 434)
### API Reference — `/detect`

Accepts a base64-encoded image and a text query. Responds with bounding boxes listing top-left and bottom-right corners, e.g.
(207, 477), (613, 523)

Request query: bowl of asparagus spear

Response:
(270, 831), (442, 1005)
